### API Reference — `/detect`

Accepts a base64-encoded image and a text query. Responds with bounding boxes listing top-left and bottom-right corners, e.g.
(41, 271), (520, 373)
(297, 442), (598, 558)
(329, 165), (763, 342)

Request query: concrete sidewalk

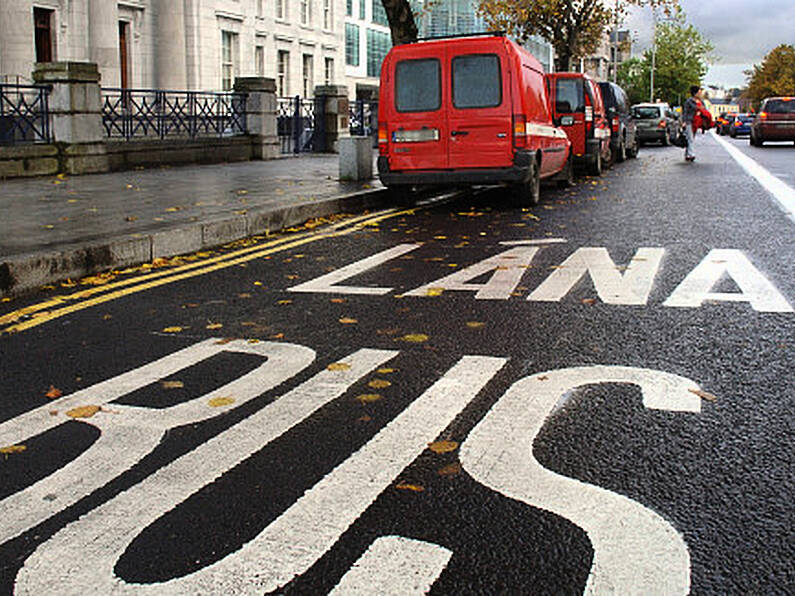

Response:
(0, 154), (388, 297)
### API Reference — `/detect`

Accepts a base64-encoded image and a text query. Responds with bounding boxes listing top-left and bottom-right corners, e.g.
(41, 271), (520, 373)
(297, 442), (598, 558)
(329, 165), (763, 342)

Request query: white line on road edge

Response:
(712, 131), (795, 223)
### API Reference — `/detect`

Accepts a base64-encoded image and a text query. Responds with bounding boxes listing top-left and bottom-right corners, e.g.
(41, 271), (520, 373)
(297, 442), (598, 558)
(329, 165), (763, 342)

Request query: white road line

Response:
(712, 131), (795, 223)
(329, 536), (453, 595)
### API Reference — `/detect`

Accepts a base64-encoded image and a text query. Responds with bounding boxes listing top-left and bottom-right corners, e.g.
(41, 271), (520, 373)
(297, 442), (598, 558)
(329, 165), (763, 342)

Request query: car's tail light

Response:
(513, 114), (527, 148)
(612, 116), (619, 133)
(759, 112), (768, 120)
(378, 123), (388, 155)
(658, 119), (667, 128)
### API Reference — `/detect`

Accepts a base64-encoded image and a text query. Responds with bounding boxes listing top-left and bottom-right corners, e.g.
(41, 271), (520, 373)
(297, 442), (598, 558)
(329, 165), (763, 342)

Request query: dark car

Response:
(715, 112), (737, 135)
(730, 113), (754, 137)
(750, 97), (795, 146)
(631, 102), (677, 146)
(598, 81), (639, 163)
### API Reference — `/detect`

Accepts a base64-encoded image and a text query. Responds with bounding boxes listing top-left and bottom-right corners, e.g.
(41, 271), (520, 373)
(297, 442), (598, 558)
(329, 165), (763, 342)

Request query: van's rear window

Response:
(765, 99), (795, 114)
(452, 54), (501, 109)
(395, 59), (441, 112)
(555, 79), (584, 113)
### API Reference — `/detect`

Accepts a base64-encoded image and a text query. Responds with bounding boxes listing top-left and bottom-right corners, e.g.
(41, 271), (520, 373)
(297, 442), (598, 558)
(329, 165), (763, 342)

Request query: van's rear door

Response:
(447, 43), (513, 169)
(388, 47), (449, 171)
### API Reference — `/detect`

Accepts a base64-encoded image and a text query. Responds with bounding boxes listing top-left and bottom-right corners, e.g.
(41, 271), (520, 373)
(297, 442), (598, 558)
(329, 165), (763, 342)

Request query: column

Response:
(155, 0), (187, 89)
(89, 0), (120, 87)
(314, 84), (350, 153)
(234, 77), (279, 160)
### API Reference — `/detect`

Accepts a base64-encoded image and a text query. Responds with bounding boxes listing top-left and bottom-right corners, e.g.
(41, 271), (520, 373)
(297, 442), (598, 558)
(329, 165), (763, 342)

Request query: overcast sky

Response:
(624, 0), (794, 89)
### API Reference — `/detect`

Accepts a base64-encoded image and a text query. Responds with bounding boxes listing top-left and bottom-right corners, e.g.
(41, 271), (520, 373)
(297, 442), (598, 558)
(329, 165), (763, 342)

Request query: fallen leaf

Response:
(247, 339), (261, 344)
(215, 338), (235, 345)
(377, 368), (397, 374)
(208, 397), (235, 407)
(398, 333), (429, 343)
(271, 332), (285, 339)
(466, 321), (485, 329)
(358, 414), (372, 422)
(395, 482), (425, 492)
(356, 393), (383, 403)
(437, 462), (462, 477)
(581, 298), (597, 305)
(277, 300), (292, 306)
(45, 385), (63, 399)
(368, 379), (392, 389)
(330, 298), (346, 304)
(66, 405), (101, 419)
(206, 323), (223, 330)
(0, 445), (27, 455)
(339, 317), (358, 324)
(162, 326), (183, 333)
(327, 362), (352, 371)
(161, 380), (184, 389)
(689, 388), (718, 402)
(425, 287), (444, 297)
(428, 440), (459, 454)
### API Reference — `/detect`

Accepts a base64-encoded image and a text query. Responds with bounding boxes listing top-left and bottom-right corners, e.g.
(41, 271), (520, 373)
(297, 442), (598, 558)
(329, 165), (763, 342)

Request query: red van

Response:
(377, 33), (571, 206)
(546, 72), (611, 176)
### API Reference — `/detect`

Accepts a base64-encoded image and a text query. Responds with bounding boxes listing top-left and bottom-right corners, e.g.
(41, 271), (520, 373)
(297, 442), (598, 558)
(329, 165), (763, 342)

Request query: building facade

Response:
(0, 0), (345, 96)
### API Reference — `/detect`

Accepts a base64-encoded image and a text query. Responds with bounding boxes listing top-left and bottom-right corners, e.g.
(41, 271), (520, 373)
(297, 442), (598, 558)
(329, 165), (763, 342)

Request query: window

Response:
(555, 78), (585, 113)
(300, 0), (311, 25)
(765, 99), (795, 114)
(276, 0), (287, 20)
(453, 54), (501, 109)
(632, 106), (661, 119)
(323, 0), (333, 30)
(325, 57), (334, 85)
(371, 0), (388, 26)
(346, 0), (352, 17)
(255, 45), (265, 76)
(359, 0), (365, 19)
(395, 59), (440, 112)
(34, 7), (54, 62)
(221, 31), (238, 91)
(345, 23), (360, 66)
(256, 0), (263, 17)
(118, 21), (130, 89)
(303, 54), (314, 97)
(366, 29), (390, 78)
(277, 50), (289, 96)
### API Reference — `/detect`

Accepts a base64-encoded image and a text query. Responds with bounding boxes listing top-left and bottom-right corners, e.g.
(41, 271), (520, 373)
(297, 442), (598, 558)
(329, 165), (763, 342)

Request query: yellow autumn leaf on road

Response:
(377, 368), (397, 374)
(339, 317), (358, 324)
(0, 445), (27, 455)
(45, 385), (63, 399)
(437, 463), (462, 477)
(161, 380), (184, 389)
(206, 323), (223, 330)
(368, 379), (392, 389)
(395, 482), (425, 492)
(425, 287), (444, 297)
(327, 362), (352, 371)
(356, 393), (383, 403)
(398, 333), (429, 343)
(208, 397), (235, 407)
(66, 405), (101, 419)
(162, 326), (183, 333)
(428, 440), (459, 454)
(466, 321), (485, 329)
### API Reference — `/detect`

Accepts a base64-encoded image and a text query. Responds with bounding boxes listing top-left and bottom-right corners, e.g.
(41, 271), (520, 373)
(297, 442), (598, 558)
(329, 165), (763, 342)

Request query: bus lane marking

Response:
(460, 366), (703, 595)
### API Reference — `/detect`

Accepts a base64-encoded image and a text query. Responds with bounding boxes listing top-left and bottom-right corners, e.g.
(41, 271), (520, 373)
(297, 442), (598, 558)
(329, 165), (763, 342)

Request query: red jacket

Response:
(692, 100), (713, 132)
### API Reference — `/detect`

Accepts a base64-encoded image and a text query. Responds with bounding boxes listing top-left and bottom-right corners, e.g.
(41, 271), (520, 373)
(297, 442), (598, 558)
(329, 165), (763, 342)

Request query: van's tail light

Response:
(378, 123), (389, 155)
(658, 119), (667, 128)
(513, 114), (527, 148)
(759, 112), (768, 120)
(612, 117), (619, 133)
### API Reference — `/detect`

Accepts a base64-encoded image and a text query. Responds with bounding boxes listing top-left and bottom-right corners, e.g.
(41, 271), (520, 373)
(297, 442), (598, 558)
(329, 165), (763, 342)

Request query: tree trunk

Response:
(381, 0), (418, 45)
(555, 52), (573, 72)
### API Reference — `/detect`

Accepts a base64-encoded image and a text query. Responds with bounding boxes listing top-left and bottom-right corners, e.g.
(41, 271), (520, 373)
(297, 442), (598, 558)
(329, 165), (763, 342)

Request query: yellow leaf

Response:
(466, 321), (485, 328)
(247, 338), (261, 344)
(277, 300), (292, 305)
(437, 462), (462, 477)
(208, 397), (235, 407)
(162, 326), (183, 333)
(425, 287), (444, 297)
(368, 379), (392, 389)
(206, 323), (223, 330)
(161, 380), (184, 389)
(377, 368), (397, 374)
(45, 385), (63, 399)
(398, 333), (429, 343)
(330, 298), (346, 303)
(428, 440), (459, 454)
(66, 405), (101, 419)
(395, 482), (425, 492)
(0, 445), (27, 455)
(339, 317), (358, 324)
(327, 362), (352, 371)
(688, 388), (718, 402)
(356, 393), (383, 403)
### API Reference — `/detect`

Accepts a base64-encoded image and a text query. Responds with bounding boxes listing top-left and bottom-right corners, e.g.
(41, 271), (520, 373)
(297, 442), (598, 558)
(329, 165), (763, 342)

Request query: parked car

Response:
(598, 81), (639, 163)
(730, 113), (754, 137)
(377, 32), (571, 205)
(750, 97), (795, 146)
(631, 102), (678, 146)
(546, 72), (612, 176)
(715, 112), (738, 135)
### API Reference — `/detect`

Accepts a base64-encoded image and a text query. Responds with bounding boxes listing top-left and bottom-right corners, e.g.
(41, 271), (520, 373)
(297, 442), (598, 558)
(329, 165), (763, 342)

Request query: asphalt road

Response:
(1, 134), (794, 595)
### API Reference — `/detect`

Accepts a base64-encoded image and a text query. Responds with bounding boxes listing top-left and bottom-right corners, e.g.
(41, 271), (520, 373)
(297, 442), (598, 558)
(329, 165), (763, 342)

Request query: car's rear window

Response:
(738, 114), (754, 122)
(555, 78), (584, 113)
(765, 99), (795, 114)
(452, 54), (501, 109)
(395, 58), (441, 113)
(633, 106), (661, 119)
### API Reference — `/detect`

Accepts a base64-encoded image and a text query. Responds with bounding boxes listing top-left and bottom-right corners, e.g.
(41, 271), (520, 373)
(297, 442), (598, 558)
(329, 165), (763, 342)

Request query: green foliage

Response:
(745, 45), (795, 107)
(617, 13), (713, 107)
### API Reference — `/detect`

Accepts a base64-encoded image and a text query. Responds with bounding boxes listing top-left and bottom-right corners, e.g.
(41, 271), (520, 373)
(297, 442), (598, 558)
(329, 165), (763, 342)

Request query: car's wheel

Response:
(730, 128), (737, 138)
(587, 149), (603, 176)
(557, 153), (575, 188)
(627, 134), (639, 159)
(616, 137), (627, 162)
(662, 130), (670, 146)
(512, 159), (541, 206)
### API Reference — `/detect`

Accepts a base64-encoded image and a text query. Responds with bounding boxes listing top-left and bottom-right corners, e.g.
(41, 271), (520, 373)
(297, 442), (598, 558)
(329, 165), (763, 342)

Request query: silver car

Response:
(632, 103), (679, 146)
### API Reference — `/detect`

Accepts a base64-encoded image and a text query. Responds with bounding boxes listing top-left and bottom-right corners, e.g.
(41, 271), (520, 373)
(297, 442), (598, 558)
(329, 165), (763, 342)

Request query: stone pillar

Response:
(0, 2), (36, 80)
(89, 0), (120, 87)
(33, 62), (109, 174)
(155, 0), (187, 89)
(234, 77), (279, 160)
(314, 85), (350, 153)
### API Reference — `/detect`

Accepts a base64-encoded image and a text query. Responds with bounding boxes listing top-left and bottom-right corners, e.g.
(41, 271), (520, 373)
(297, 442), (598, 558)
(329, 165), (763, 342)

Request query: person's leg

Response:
(684, 125), (695, 160)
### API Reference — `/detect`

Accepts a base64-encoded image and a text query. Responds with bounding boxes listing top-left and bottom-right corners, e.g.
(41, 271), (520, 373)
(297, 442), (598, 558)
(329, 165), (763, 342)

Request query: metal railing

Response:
(102, 88), (248, 140)
(277, 95), (325, 154)
(0, 84), (51, 145)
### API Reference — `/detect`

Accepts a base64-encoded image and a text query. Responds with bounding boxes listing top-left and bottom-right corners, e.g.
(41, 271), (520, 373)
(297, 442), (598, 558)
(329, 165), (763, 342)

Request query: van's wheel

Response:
(627, 135), (639, 158)
(557, 154), (575, 188)
(512, 160), (541, 206)
(389, 186), (416, 207)
(587, 150), (602, 176)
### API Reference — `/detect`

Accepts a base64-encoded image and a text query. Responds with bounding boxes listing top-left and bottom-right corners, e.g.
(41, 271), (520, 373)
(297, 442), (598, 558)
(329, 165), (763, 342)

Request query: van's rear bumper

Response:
(378, 152), (532, 187)
(573, 139), (601, 168)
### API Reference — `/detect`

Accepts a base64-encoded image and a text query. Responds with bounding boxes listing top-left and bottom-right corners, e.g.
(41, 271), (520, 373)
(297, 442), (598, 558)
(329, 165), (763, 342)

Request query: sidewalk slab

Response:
(0, 154), (388, 297)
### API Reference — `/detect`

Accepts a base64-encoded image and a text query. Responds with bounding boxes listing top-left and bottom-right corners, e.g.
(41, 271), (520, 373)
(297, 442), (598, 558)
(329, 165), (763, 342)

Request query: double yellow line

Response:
(0, 207), (415, 336)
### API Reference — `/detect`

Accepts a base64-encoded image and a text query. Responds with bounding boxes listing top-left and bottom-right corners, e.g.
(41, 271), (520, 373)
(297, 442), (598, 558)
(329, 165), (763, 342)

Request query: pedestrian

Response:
(681, 85), (713, 162)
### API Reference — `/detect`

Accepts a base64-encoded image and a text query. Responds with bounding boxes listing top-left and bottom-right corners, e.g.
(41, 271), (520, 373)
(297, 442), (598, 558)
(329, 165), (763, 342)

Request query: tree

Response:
(476, 0), (679, 72)
(380, 0), (419, 45)
(744, 45), (795, 107)
(616, 14), (713, 106)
